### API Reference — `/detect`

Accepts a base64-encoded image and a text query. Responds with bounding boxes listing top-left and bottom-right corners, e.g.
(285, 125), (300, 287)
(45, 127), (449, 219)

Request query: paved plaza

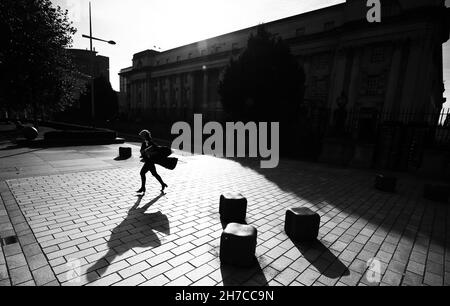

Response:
(0, 141), (449, 286)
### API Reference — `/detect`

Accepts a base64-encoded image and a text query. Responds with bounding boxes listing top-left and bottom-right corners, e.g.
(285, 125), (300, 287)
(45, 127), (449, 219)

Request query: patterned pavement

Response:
(0, 143), (449, 286)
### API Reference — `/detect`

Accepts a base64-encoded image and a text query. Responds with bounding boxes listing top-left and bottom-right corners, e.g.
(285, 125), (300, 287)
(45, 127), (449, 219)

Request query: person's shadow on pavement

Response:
(87, 192), (169, 282)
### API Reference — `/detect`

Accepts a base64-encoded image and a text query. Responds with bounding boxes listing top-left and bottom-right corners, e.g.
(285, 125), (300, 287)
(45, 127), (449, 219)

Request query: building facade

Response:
(68, 49), (110, 82)
(119, 0), (450, 124)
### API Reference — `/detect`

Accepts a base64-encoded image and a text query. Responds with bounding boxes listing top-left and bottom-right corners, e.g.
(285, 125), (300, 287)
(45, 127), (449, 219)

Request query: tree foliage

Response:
(218, 25), (305, 124)
(0, 0), (80, 118)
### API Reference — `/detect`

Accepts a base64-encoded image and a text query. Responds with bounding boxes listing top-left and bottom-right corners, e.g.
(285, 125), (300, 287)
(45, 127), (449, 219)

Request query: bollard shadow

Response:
(113, 156), (132, 161)
(220, 261), (268, 286)
(87, 192), (169, 282)
(295, 239), (349, 279)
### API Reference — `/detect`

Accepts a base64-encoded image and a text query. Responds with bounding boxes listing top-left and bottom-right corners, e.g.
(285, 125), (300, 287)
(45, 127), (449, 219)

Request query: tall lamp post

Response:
(82, 2), (116, 126)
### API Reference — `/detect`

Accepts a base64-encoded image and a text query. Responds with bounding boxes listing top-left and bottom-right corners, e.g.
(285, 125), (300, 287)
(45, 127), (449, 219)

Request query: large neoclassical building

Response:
(119, 0), (449, 123)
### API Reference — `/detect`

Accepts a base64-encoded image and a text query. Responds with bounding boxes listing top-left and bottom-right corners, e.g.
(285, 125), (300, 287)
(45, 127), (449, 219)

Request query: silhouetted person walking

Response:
(137, 130), (168, 193)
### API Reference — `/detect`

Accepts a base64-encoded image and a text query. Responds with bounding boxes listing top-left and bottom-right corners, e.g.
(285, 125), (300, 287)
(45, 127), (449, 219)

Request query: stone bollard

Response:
(219, 193), (247, 226)
(23, 126), (38, 140)
(220, 223), (257, 268)
(285, 207), (320, 242)
(119, 147), (132, 159)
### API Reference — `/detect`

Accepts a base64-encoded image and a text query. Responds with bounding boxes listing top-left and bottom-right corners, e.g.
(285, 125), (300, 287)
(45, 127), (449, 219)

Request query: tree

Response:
(0, 0), (80, 122)
(218, 25), (305, 124)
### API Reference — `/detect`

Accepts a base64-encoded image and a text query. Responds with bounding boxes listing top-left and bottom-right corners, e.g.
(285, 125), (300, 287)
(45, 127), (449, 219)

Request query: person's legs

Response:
(148, 163), (168, 191)
(138, 163), (150, 192)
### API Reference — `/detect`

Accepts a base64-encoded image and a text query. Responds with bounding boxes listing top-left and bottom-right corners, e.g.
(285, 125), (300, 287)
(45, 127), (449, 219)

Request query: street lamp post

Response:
(82, 2), (116, 127)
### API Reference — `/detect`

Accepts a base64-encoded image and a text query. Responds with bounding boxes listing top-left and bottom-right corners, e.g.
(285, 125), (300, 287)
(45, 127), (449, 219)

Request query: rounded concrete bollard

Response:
(119, 147), (132, 159)
(220, 223), (257, 268)
(285, 207), (320, 242)
(219, 193), (247, 225)
(375, 175), (397, 193)
(23, 126), (38, 140)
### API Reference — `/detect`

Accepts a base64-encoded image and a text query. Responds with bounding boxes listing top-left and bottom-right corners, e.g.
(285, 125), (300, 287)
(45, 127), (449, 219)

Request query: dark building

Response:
(119, 0), (449, 125)
(68, 48), (110, 83)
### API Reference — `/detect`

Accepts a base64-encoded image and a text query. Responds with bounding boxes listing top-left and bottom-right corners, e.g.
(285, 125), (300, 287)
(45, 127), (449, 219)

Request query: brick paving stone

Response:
(407, 260), (425, 275)
(118, 261), (150, 279)
(402, 271), (423, 286)
(27, 253), (48, 271)
(6, 253), (27, 269)
(141, 274), (171, 286)
(32, 265), (57, 286)
(166, 275), (193, 286)
(297, 268), (321, 286)
(9, 266), (33, 285)
(382, 270), (402, 286)
(3, 243), (22, 257)
(0, 264), (9, 280)
(86, 272), (121, 286)
(186, 264), (216, 282)
(192, 276), (217, 286)
(113, 274), (146, 286)
(166, 262), (195, 281)
(424, 272), (443, 286)
(141, 262), (172, 280)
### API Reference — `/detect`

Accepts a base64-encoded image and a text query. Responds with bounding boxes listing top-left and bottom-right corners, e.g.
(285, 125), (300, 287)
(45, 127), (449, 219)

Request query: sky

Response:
(53, 0), (450, 109)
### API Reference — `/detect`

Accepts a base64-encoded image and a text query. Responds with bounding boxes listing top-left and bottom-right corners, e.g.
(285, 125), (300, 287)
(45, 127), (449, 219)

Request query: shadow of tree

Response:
(295, 240), (349, 278)
(87, 192), (169, 282)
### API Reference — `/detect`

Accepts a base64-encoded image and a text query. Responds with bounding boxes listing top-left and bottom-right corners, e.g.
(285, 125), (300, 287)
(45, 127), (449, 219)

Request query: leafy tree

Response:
(0, 0), (80, 122)
(218, 25), (305, 124)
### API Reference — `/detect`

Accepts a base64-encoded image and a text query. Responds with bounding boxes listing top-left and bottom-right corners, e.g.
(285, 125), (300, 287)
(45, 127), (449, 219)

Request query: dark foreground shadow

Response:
(220, 261), (268, 286)
(296, 239), (349, 279)
(87, 193), (168, 282)
(232, 158), (447, 248)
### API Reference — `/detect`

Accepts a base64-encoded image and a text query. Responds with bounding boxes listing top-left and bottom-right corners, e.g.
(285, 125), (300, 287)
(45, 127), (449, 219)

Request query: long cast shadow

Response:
(220, 262), (268, 286)
(232, 158), (446, 248)
(295, 240), (349, 279)
(87, 192), (169, 282)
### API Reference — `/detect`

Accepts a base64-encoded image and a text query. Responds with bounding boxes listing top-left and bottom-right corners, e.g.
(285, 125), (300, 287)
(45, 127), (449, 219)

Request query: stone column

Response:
(348, 48), (362, 109)
(203, 69), (209, 110)
(400, 38), (423, 111)
(384, 42), (403, 114)
(328, 48), (348, 109)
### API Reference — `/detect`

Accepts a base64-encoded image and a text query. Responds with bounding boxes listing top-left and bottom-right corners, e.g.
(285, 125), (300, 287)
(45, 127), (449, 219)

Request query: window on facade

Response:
(296, 27), (305, 36)
(201, 49), (206, 56)
(177, 56), (181, 62)
(371, 47), (385, 63)
(188, 53), (193, 59)
(324, 21), (335, 31)
(166, 58), (170, 64)
(367, 76), (381, 95)
(317, 54), (329, 70)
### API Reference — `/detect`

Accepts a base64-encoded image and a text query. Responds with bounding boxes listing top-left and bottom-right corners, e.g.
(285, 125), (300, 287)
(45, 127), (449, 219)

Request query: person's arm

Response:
(140, 142), (146, 157)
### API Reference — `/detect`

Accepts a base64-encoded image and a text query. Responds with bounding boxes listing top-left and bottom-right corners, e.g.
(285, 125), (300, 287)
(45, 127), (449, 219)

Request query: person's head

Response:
(139, 130), (152, 141)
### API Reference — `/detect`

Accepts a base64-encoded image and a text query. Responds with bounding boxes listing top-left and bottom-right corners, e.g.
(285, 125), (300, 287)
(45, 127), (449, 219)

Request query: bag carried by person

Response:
(155, 157), (178, 170)
(144, 145), (173, 160)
